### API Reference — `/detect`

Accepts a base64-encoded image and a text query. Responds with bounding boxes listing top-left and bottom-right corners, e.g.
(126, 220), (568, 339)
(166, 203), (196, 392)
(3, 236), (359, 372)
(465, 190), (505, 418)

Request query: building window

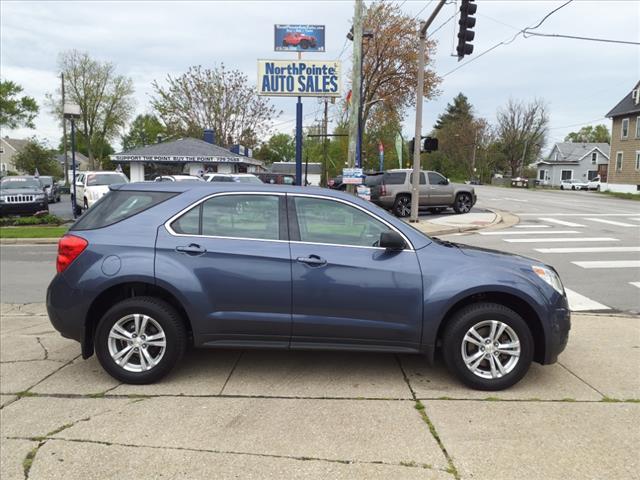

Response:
(636, 117), (640, 138)
(538, 169), (546, 181)
(636, 151), (640, 171)
(591, 152), (597, 164)
(554, 151), (559, 161)
(587, 170), (598, 180)
(0, 163), (7, 172)
(616, 152), (623, 171)
(561, 170), (573, 181)
(621, 118), (629, 139)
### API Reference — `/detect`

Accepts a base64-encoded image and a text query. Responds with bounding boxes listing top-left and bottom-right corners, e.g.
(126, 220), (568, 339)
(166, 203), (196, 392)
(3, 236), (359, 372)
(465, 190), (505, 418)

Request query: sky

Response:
(1, 0), (639, 155)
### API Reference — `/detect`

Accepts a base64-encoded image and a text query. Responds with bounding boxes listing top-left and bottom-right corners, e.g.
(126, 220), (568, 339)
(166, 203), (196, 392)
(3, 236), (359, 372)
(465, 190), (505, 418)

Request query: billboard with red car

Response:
(274, 25), (325, 52)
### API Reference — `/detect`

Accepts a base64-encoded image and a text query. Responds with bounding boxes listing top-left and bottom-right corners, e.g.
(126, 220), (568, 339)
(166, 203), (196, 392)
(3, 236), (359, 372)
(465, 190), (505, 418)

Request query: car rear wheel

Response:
(83, 198), (89, 210)
(442, 302), (533, 390)
(300, 39), (309, 49)
(453, 193), (472, 214)
(95, 297), (187, 384)
(393, 195), (411, 217)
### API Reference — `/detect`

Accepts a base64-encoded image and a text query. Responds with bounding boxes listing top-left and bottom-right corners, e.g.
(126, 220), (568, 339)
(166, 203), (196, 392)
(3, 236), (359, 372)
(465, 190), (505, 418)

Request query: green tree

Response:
(13, 139), (62, 177)
(58, 135), (115, 170)
(254, 133), (296, 164)
(121, 114), (167, 151)
(564, 124), (610, 143)
(47, 50), (135, 169)
(0, 80), (39, 129)
(434, 93), (473, 130)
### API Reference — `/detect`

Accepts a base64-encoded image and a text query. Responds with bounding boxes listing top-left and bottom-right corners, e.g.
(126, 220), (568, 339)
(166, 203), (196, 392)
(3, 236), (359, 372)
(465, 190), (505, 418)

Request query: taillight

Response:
(381, 184), (387, 196)
(56, 234), (88, 273)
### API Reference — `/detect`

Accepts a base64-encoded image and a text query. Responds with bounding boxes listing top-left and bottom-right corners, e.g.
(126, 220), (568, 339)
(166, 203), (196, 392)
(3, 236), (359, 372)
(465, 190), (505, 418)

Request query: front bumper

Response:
(0, 201), (48, 216)
(543, 294), (571, 364)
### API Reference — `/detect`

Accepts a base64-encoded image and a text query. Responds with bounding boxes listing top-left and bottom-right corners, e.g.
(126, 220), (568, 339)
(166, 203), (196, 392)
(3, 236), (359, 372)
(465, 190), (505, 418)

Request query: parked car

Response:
(370, 169), (476, 217)
(586, 176), (602, 191)
(39, 176), (61, 203)
(75, 171), (129, 212)
(254, 173), (295, 185)
(0, 175), (49, 216)
(203, 173), (263, 184)
(47, 183), (570, 390)
(560, 179), (588, 190)
(328, 175), (347, 190)
(154, 175), (204, 182)
(282, 32), (317, 49)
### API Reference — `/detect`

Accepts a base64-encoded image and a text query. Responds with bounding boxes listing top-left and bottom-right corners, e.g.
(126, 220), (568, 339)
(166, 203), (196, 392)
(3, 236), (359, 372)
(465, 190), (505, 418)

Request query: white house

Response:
(536, 142), (610, 187)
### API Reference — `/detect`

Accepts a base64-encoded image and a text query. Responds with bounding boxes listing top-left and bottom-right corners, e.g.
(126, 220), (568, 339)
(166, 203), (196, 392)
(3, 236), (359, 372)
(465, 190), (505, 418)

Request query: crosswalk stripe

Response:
(572, 260), (640, 269)
(515, 225), (551, 228)
(630, 282), (640, 289)
(519, 213), (639, 216)
(535, 246), (640, 253)
(565, 288), (610, 311)
(480, 230), (579, 236)
(504, 237), (619, 243)
(538, 217), (585, 227)
(585, 218), (638, 227)
(628, 218), (640, 222)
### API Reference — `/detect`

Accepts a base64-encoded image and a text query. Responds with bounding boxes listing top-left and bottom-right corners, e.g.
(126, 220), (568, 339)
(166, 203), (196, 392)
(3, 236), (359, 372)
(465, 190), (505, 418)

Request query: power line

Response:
(429, 10), (457, 37)
(522, 31), (640, 46)
(441, 0), (574, 78)
(548, 117), (608, 130)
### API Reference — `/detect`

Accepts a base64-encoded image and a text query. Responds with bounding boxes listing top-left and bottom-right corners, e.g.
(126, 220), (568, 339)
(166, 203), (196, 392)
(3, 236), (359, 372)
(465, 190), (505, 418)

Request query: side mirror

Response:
(379, 231), (406, 251)
(445, 178), (450, 185)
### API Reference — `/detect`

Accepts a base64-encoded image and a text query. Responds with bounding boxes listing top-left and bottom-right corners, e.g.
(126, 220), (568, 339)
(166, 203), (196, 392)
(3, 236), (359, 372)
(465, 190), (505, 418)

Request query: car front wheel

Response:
(453, 193), (472, 214)
(442, 302), (534, 390)
(95, 297), (187, 384)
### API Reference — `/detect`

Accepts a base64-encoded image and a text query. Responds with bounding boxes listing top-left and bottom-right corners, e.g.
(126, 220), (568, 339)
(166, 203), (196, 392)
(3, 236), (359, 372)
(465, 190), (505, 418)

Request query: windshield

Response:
(39, 177), (53, 187)
(86, 173), (128, 186)
(1, 178), (42, 190)
(235, 176), (263, 184)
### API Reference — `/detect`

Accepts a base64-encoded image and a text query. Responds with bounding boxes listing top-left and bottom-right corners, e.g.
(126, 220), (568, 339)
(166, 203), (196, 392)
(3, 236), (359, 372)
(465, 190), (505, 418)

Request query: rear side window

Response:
(71, 191), (176, 230)
(383, 172), (406, 185)
(364, 175), (383, 186)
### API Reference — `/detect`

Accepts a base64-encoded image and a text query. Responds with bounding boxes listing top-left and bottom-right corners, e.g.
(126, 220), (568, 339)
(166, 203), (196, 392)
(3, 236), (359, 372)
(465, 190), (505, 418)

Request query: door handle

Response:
(176, 243), (207, 256)
(296, 255), (327, 267)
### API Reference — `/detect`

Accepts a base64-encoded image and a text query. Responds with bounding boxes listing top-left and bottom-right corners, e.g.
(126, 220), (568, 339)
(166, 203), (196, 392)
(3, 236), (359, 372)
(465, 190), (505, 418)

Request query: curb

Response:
(0, 238), (60, 245)
(410, 208), (513, 237)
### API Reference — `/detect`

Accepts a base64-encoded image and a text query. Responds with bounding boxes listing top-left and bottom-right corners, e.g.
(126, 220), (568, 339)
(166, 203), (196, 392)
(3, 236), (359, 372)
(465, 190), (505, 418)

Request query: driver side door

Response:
(288, 195), (424, 351)
(427, 172), (455, 205)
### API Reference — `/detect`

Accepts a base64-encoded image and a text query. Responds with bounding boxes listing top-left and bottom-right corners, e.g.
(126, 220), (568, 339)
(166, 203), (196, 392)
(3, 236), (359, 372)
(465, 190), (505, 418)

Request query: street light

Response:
(63, 103), (81, 218)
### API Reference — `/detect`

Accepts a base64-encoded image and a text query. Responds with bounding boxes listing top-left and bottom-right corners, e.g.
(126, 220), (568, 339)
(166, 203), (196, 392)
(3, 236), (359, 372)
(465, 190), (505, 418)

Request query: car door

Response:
(409, 172), (429, 205)
(155, 192), (292, 347)
(427, 172), (455, 205)
(288, 194), (423, 351)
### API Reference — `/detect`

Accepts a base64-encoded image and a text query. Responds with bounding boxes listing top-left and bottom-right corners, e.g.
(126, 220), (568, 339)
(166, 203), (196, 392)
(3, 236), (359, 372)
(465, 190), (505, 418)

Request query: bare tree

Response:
(48, 50), (135, 169)
(496, 98), (548, 176)
(150, 65), (280, 148)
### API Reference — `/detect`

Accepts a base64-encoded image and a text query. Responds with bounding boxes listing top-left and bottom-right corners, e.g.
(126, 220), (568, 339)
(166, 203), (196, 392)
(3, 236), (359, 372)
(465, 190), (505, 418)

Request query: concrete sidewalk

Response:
(407, 209), (515, 236)
(1, 304), (639, 479)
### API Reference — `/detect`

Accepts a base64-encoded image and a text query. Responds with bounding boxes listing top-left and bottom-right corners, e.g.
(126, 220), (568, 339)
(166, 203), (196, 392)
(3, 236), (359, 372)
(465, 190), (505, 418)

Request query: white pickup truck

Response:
(75, 171), (129, 212)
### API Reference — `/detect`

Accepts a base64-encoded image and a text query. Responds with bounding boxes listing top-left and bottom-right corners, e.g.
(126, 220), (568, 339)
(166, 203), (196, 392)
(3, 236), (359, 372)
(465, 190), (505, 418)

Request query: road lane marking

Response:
(519, 213), (639, 216)
(585, 218), (638, 227)
(515, 225), (551, 228)
(630, 282), (640, 289)
(480, 230), (579, 236)
(628, 218), (640, 222)
(565, 288), (611, 311)
(538, 217), (585, 227)
(535, 246), (640, 253)
(504, 237), (619, 243)
(572, 260), (640, 269)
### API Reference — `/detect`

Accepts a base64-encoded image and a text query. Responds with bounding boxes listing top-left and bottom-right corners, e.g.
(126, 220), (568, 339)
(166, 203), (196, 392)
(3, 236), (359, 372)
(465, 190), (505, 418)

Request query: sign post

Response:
(295, 97), (303, 185)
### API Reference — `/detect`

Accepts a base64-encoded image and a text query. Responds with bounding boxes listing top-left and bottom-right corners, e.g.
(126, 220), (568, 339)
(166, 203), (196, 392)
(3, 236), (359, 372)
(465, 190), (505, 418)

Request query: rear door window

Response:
(72, 191), (176, 230)
(383, 172), (406, 185)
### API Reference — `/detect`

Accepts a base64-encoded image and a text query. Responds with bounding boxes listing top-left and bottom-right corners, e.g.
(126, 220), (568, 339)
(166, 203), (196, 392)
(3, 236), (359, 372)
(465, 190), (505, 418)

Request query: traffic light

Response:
(457, 0), (477, 61)
(423, 137), (438, 153)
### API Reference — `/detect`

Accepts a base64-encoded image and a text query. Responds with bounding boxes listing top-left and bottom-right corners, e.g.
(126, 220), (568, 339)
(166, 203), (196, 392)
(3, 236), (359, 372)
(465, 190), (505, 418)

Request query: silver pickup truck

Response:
(368, 169), (476, 217)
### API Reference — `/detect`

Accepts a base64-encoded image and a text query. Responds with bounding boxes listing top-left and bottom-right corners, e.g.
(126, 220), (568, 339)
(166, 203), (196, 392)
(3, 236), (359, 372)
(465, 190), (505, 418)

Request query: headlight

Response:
(531, 265), (564, 294)
(35, 193), (45, 200)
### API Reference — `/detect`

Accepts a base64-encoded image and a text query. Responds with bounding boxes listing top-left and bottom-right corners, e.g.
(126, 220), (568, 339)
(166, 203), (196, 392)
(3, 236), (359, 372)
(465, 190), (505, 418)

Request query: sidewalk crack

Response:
(558, 362), (606, 398)
(218, 351), (244, 395)
(35, 337), (49, 360)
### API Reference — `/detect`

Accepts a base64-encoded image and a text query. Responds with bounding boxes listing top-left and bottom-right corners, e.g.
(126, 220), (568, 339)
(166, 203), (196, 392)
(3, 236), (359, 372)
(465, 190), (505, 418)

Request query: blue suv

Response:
(47, 183), (570, 390)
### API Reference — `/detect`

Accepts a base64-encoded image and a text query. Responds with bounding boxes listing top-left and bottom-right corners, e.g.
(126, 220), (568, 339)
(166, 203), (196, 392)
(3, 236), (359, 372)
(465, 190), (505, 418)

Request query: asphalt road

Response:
(1, 185), (638, 312)
(442, 185), (640, 314)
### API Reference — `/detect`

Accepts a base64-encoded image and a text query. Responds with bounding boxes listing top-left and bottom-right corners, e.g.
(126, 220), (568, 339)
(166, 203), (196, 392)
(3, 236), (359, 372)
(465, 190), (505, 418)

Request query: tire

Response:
(560, 185), (564, 190)
(596, 185), (601, 192)
(282, 40), (287, 47)
(300, 39), (309, 49)
(453, 193), (472, 214)
(442, 302), (534, 391)
(393, 194), (411, 217)
(571, 186), (575, 190)
(83, 198), (89, 210)
(94, 297), (187, 384)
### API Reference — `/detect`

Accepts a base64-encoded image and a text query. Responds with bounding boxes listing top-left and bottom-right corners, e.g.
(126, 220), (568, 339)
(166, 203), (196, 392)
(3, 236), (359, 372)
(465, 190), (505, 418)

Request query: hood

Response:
(86, 185), (111, 193)
(433, 238), (541, 267)
(0, 187), (44, 195)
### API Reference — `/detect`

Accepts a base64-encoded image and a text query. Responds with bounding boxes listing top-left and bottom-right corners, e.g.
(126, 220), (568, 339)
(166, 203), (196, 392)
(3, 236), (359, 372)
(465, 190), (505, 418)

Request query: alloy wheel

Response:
(461, 320), (520, 380)
(107, 314), (167, 372)
(457, 194), (472, 213)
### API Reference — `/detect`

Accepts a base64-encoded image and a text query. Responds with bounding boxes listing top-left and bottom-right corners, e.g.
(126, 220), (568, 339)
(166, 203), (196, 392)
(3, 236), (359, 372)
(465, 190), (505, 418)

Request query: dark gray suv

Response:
(370, 169), (476, 217)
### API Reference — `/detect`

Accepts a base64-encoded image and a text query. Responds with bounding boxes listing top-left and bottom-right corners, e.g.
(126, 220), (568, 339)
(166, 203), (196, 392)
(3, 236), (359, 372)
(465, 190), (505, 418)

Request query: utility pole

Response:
(322, 98), (328, 186)
(347, 0), (363, 185)
(61, 73), (69, 186)
(411, 0), (447, 222)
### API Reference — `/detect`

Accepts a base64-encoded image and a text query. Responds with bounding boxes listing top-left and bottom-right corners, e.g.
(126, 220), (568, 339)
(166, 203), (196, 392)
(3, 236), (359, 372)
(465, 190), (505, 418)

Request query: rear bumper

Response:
(46, 274), (86, 345)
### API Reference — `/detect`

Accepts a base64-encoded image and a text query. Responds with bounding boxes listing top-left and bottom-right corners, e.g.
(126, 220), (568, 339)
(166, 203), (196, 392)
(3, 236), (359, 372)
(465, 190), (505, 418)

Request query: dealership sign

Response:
(274, 25), (325, 52)
(257, 60), (341, 97)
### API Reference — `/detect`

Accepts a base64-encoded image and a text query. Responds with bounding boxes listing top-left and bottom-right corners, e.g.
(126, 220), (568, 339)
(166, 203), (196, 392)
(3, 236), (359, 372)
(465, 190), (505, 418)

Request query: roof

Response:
(606, 81), (640, 118)
(55, 152), (89, 164)
(271, 162), (322, 175)
(547, 143), (610, 163)
(1, 137), (29, 152)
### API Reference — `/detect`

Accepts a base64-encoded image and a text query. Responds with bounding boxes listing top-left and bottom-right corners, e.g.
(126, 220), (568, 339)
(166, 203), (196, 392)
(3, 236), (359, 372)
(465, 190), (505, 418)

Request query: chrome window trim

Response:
(164, 190), (415, 251)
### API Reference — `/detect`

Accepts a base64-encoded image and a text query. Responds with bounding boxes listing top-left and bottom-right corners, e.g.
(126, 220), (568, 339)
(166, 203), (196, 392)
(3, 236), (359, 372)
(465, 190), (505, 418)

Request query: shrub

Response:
(0, 214), (65, 226)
